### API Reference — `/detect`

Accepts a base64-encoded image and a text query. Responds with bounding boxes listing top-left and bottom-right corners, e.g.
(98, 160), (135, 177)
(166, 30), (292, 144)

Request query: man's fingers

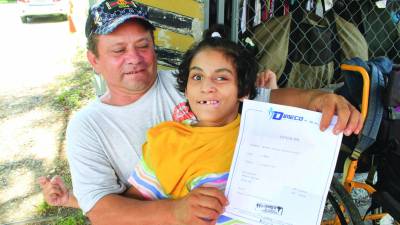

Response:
(51, 176), (68, 193)
(319, 98), (335, 131)
(347, 104), (364, 135)
(50, 175), (62, 184)
(196, 194), (225, 215)
(37, 176), (50, 187)
(187, 187), (227, 219)
(318, 94), (349, 134)
(343, 105), (361, 136)
(192, 202), (223, 224)
(193, 205), (220, 221)
(48, 185), (62, 197)
(310, 92), (362, 135)
(49, 193), (60, 200)
(333, 99), (350, 134)
(195, 187), (228, 207)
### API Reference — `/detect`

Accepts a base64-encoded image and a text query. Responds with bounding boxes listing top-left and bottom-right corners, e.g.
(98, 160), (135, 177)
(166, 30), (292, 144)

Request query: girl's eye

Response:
(216, 76), (228, 81)
(192, 74), (202, 80)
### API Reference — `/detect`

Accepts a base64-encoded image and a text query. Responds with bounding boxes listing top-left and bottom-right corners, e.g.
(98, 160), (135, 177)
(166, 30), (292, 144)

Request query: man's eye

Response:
(138, 45), (149, 49)
(192, 74), (202, 80)
(112, 49), (124, 53)
(136, 42), (150, 49)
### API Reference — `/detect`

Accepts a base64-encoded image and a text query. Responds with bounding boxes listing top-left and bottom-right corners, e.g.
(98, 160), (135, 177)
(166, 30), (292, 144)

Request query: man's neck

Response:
(100, 91), (145, 106)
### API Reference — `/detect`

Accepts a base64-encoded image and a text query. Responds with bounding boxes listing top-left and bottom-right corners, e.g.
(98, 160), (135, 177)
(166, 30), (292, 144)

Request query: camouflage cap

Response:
(85, 0), (155, 38)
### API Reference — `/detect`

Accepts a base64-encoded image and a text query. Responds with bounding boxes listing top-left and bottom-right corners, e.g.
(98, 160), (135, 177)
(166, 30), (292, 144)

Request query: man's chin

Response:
(123, 79), (155, 93)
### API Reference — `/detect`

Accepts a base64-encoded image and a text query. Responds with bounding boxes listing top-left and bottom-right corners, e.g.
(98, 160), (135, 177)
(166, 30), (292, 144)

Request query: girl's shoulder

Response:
(147, 121), (192, 139)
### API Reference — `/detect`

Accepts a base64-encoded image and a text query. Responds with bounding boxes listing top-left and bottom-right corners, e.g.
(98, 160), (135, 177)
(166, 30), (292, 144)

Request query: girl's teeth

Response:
(199, 100), (218, 104)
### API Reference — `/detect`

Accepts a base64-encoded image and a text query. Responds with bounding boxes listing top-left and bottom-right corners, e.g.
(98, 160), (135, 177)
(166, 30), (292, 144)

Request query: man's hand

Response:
(38, 175), (78, 208)
(308, 92), (364, 136)
(171, 187), (228, 225)
(270, 89), (364, 136)
(38, 176), (70, 206)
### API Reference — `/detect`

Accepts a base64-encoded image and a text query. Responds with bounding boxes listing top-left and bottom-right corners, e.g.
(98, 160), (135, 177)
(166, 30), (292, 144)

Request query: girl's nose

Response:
(201, 79), (217, 93)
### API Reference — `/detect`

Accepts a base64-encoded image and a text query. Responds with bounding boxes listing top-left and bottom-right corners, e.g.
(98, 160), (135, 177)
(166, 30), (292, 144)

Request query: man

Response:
(41, 1), (363, 224)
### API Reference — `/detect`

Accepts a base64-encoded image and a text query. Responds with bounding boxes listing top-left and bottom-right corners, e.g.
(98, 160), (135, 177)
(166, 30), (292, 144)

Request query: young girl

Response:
(122, 29), (272, 224)
(39, 27), (278, 222)
(127, 30), (260, 199)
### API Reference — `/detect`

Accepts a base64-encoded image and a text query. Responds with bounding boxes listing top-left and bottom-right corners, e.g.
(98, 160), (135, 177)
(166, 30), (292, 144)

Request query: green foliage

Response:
(0, 0), (16, 3)
(55, 88), (84, 111)
(36, 201), (87, 225)
(51, 49), (95, 112)
(35, 49), (92, 224)
(55, 211), (87, 225)
(36, 201), (57, 216)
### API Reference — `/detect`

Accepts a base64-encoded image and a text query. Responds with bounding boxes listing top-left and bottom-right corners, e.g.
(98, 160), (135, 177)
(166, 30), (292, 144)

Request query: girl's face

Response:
(185, 48), (240, 127)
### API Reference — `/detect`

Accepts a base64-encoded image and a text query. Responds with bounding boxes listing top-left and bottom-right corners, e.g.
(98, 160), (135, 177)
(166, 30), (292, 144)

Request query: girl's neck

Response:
(194, 114), (239, 127)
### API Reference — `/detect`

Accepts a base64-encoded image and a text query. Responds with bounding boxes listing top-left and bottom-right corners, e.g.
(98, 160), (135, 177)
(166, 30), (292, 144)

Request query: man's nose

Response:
(125, 49), (143, 64)
(201, 79), (217, 93)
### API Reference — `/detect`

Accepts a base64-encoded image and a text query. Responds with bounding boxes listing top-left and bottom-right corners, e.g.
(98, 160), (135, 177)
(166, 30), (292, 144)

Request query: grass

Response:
(0, 0), (16, 3)
(34, 48), (95, 225)
(36, 201), (87, 225)
(51, 48), (95, 113)
(36, 200), (87, 225)
(55, 212), (86, 225)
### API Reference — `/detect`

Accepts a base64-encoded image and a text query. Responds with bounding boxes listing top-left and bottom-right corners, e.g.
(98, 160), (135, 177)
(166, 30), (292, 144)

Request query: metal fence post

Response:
(217, 0), (225, 24)
(230, 0), (239, 42)
(204, 0), (210, 30)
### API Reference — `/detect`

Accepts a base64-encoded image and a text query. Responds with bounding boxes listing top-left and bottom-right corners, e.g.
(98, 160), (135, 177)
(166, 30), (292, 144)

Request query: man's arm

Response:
(67, 112), (227, 225)
(87, 195), (175, 225)
(88, 187), (228, 225)
(270, 88), (363, 136)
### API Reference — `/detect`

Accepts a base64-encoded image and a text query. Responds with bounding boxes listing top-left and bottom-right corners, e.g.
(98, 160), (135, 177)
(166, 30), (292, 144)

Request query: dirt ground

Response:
(0, 85), (66, 224)
(0, 5), (79, 223)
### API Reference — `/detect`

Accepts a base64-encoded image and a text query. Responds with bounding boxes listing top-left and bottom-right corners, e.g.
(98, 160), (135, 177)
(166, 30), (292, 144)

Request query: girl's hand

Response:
(256, 69), (278, 89)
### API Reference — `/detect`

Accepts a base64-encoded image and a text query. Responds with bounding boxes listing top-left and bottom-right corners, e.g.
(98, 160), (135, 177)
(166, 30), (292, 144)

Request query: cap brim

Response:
(94, 14), (155, 35)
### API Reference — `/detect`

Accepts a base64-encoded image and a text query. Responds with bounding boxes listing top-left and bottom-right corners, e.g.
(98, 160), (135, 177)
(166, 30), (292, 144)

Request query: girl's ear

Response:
(239, 95), (249, 102)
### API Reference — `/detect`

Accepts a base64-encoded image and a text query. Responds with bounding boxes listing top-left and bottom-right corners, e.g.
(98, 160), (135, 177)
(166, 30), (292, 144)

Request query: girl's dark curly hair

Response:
(174, 25), (258, 100)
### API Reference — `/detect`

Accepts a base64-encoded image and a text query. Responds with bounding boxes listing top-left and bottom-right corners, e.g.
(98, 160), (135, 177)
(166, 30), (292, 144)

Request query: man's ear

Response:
(87, 51), (100, 73)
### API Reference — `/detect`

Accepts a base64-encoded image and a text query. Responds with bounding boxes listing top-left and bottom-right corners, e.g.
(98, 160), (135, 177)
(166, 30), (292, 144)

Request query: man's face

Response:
(88, 20), (157, 98)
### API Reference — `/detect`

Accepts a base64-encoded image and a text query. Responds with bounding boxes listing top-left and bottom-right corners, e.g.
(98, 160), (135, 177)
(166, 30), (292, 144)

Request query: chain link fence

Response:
(227, 0), (400, 89)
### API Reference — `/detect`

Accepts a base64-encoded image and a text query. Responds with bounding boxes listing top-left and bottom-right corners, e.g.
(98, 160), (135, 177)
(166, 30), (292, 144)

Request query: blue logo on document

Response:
(268, 107), (304, 121)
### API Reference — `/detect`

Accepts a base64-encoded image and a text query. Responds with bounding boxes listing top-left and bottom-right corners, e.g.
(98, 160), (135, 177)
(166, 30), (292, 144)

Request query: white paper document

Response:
(222, 100), (343, 225)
